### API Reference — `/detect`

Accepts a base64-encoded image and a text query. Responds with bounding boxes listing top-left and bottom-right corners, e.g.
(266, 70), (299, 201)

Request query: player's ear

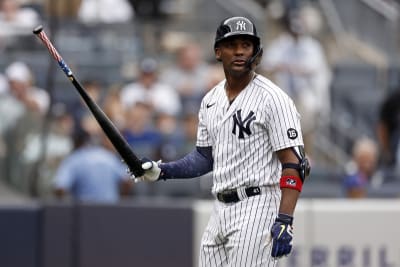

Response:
(215, 48), (222, 62)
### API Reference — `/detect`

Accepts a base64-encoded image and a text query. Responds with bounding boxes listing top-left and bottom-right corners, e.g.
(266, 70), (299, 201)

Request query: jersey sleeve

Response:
(196, 98), (213, 147)
(267, 92), (304, 151)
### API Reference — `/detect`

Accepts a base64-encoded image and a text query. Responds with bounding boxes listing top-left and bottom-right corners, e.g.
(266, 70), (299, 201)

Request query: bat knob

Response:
(33, 25), (43, 35)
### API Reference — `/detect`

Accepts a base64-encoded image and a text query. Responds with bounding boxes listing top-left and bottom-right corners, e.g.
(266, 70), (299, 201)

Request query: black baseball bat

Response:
(33, 25), (144, 177)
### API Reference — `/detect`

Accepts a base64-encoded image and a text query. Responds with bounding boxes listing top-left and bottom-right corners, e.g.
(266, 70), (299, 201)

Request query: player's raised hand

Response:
(270, 213), (294, 258)
(132, 158), (161, 183)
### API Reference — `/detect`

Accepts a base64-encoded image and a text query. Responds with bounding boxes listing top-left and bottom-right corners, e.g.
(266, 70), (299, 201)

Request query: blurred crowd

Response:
(0, 37), (220, 201)
(0, 0), (399, 202)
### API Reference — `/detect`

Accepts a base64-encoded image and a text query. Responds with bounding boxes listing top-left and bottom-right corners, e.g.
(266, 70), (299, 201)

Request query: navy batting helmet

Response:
(214, 16), (260, 48)
(214, 16), (263, 67)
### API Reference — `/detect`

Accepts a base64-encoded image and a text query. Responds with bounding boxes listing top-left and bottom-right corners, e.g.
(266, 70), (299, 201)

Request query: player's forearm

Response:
(159, 146), (213, 180)
(376, 123), (389, 151)
(279, 165), (301, 215)
(279, 188), (300, 216)
(276, 147), (307, 215)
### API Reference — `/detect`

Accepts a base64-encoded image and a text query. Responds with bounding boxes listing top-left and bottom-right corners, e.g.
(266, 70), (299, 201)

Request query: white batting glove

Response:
(133, 159), (162, 183)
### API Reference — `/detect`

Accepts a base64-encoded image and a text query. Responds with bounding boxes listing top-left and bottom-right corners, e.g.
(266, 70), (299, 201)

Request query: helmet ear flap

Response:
(253, 47), (263, 66)
(247, 46), (263, 70)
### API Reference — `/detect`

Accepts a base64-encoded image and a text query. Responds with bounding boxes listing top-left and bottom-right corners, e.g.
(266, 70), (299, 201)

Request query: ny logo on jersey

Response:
(232, 109), (256, 139)
(236, 20), (246, 31)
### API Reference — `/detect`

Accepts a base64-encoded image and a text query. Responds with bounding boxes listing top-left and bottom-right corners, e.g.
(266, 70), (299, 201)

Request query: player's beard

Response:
(226, 64), (252, 79)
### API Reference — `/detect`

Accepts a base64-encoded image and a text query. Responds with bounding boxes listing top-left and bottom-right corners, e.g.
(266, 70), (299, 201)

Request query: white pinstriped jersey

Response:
(196, 74), (303, 194)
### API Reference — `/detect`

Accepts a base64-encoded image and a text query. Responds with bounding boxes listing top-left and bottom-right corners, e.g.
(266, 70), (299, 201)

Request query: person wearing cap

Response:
(261, 7), (331, 159)
(160, 42), (211, 113)
(0, 61), (49, 134)
(132, 16), (310, 265)
(120, 57), (182, 116)
(0, 0), (40, 32)
(0, 61), (50, 189)
(53, 114), (133, 203)
(342, 137), (379, 198)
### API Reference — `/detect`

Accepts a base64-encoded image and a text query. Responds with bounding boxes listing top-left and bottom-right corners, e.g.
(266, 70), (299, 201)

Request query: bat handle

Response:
(33, 25), (43, 34)
(33, 25), (73, 77)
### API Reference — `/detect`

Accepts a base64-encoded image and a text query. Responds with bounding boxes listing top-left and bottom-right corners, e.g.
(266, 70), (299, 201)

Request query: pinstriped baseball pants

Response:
(199, 185), (281, 267)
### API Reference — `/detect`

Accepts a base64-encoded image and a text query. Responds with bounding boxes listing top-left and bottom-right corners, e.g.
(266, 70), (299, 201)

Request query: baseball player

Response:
(136, 16), (310, 266)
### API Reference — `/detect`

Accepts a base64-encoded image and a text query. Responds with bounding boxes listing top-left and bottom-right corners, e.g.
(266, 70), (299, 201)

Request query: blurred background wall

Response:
(0, 199), (399, 267)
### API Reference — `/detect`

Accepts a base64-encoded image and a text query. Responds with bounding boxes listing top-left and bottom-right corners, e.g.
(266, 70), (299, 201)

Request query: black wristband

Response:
(276, 213), (294, 225)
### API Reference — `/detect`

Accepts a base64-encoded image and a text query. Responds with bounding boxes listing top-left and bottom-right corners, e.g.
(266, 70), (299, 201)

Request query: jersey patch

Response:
(232, 109), (256, 139)
(287, 128), (298, 140)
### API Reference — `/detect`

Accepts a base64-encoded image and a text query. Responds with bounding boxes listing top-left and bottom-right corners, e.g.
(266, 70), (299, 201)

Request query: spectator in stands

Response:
(53, 115), (132, 203)
(0, 73), (7, 94)
(261, 7), (331, 158)
(103, 84), (126, 131)
(0, 61), (49, 191)
(23, 103), (74, 165)
(160, 42), (210, 113)
(342, 137), (379, 198)
(205, 62), (225, 92)
(0, 72), (7, 177)
(122, 102), (162, 159)
(377, 88), (400, 172)
(154, 111), (199, 162)
(0, 0), (40, 33)
(120, 57), (181, 116)
(0, 61), (49, 135)
(154, 112), (182, 161)
(77, 0), (134, 24)
(179, 112), (198, 155)
(23, 103), (74, 197)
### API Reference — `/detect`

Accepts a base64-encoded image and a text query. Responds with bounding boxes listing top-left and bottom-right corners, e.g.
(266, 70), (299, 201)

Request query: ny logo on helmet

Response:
(236, 21), (246, 31)
(232, 109), (256, 139)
